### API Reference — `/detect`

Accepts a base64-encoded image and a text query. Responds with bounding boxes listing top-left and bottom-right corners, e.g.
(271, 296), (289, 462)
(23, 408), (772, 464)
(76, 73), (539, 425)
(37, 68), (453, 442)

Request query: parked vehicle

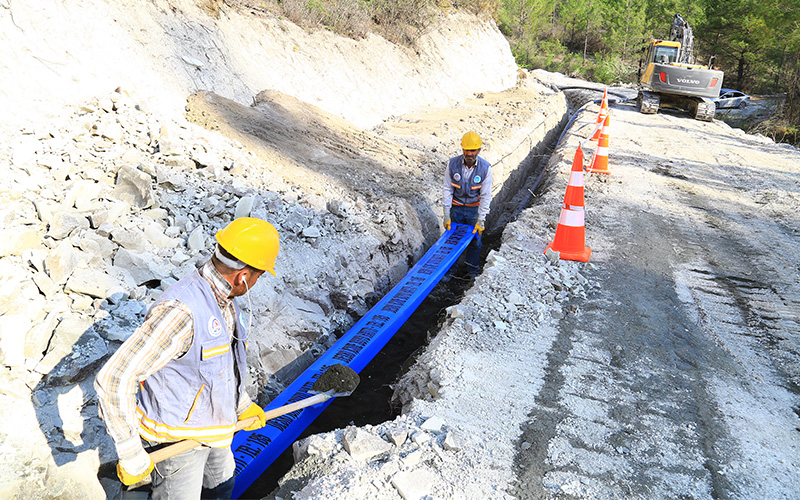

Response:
(714, 89), (751, 109)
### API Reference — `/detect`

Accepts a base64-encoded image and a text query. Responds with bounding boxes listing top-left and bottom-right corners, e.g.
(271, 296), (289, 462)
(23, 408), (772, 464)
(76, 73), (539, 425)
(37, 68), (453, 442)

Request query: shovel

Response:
(146, 363), (360, 465)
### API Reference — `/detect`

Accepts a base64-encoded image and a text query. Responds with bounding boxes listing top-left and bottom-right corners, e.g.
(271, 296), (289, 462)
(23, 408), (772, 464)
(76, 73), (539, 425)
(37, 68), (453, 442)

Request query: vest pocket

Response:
(185, 384), (206, 423)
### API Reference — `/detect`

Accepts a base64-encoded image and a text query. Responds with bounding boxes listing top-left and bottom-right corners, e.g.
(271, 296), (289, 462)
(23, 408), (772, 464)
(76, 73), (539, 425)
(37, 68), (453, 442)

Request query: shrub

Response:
(370, 0), (435, 45)
(224, 0), (475, 46)
(589, 54), (636, 85)
(281, 0), (371, 38)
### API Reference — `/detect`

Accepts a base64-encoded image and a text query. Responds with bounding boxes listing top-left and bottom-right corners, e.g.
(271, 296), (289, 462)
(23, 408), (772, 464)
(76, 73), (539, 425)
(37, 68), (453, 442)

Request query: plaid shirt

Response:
(95, 260), (252, 462)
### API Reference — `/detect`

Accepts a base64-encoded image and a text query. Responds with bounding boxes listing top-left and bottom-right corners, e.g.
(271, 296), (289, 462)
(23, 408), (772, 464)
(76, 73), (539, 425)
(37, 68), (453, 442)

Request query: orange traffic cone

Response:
(590, 88), (608, 141)
(544, 207), (592, 262)
(544, 146), (592, 262)
(587, 113), (610, 174)
(563, 145), (586, 208)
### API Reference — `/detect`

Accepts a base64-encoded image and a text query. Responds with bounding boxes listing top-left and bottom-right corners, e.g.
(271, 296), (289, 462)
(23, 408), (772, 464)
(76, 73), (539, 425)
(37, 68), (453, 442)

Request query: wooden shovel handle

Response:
(147, 392), (332, 464)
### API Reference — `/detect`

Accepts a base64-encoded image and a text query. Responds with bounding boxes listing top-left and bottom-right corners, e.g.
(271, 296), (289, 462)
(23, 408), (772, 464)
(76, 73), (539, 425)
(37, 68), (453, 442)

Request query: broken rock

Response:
(391, 469), (437, 500)
(420, 416), (445, 433)
(342, 427), (392, 461)
(442, 430), (466, 451)
(112, 165), (156, 209)
(64, 268), (127, 299)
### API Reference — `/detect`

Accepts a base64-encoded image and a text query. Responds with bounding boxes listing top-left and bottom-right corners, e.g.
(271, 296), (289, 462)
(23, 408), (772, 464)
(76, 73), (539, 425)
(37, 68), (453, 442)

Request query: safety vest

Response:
(136, 270), (248, 447)
(448, 156), (490, 207)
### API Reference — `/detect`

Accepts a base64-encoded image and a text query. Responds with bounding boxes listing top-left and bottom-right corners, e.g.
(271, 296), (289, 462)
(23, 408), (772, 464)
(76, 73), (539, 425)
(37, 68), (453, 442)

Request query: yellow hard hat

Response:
(215, 217), (280, 276)
(461, 131), (482, 150)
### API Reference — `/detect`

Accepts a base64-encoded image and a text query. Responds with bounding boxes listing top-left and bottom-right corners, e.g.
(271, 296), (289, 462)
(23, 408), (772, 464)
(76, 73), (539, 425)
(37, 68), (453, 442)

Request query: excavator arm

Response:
(669, 14), (694, 64)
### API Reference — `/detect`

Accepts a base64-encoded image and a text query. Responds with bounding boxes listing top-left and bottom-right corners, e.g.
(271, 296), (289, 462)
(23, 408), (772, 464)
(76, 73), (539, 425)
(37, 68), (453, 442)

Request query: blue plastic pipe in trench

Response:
(230, 223), (476, 498)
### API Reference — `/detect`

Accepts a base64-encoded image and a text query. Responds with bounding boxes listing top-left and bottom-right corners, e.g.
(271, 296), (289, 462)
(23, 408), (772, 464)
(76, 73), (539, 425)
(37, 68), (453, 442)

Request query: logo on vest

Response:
(453, 173), (461, 182)
(208, 317), (223, 337)
(473, 175), (481, 183)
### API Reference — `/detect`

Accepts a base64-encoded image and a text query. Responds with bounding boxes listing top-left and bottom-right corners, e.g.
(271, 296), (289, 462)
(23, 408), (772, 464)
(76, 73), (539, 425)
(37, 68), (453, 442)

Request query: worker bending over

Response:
(442, 131), (493, 279)
(95, 217), (280, 499)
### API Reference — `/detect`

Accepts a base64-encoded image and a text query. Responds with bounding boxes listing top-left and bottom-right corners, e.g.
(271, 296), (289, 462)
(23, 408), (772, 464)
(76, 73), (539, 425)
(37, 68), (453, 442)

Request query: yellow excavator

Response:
(637, 14), (724, 121)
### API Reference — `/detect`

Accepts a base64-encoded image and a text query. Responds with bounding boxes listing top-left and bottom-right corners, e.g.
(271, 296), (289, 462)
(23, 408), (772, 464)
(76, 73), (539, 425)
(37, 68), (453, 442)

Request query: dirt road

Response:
(513, 97), (800, 498)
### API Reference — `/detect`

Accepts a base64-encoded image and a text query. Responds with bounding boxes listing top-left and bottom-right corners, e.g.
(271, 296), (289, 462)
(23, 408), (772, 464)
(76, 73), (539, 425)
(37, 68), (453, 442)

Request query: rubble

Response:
(0, 2), (573, 496)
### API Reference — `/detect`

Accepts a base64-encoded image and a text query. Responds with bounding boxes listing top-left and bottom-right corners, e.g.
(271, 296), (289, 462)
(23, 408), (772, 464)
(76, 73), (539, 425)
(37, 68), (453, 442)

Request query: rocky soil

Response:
(0, 1), (564, 499)
(1, 1), (799, 500)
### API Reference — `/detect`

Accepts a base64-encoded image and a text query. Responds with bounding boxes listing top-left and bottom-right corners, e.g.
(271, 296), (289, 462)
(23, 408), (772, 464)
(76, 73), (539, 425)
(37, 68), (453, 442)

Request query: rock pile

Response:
(0, 87), (427, 500)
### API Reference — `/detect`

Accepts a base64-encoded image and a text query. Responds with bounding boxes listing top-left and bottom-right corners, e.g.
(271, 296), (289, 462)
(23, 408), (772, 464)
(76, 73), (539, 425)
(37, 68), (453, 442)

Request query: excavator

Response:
(637, 14), (724, 121)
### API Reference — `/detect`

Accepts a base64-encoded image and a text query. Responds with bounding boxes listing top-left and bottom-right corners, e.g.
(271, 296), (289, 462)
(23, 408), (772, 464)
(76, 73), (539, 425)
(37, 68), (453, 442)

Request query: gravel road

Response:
(511, 96), (800, 499)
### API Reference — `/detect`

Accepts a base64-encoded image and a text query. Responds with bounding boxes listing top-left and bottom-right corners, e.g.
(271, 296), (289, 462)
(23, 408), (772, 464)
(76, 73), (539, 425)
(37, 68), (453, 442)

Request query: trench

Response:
(242, 237), (512, 499)
(239, 97), (588, 499)
(121, 92), (582, 499)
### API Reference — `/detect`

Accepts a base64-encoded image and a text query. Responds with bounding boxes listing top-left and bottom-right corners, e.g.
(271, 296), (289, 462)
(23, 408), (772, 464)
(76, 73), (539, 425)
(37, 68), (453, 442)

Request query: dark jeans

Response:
(449, 205), (481, 274)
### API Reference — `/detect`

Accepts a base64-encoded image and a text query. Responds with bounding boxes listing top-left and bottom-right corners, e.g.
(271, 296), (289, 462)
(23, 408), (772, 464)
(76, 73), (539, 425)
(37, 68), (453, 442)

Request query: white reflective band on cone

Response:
(558, 207), (585, 227)
(596, 146), (609, 156)
(568, 171), (584, 186)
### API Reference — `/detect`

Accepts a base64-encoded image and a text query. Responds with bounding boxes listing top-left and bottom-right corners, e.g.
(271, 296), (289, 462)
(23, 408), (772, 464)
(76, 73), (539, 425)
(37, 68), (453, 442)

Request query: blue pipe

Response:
(231, 223), (476, 498)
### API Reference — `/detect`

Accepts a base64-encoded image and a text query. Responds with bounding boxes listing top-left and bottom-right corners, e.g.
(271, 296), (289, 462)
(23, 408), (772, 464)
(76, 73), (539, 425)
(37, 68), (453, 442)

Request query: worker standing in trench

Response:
(95, 217), (280, 499)
(442, 131), (493, 279)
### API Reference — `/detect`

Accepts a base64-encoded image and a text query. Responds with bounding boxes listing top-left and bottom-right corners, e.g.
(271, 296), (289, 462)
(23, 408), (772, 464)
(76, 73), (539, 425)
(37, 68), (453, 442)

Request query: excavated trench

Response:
(240, 104), (577, 498)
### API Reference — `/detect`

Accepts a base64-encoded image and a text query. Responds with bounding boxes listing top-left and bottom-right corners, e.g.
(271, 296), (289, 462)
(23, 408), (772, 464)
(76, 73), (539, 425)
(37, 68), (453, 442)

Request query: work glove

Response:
(238, 402), (266, 431)
(117, 448), (154, 486)
(473, 219), (485, 235)
(443, 207), (451, 231)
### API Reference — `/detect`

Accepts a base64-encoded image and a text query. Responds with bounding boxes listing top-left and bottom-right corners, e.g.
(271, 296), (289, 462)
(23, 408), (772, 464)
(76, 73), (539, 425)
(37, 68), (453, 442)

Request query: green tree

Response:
(602, 0), (649, 59)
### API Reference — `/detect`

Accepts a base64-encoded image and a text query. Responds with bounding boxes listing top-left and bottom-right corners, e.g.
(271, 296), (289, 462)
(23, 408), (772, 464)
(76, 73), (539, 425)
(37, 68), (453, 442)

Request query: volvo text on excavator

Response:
(637, 14), (723, 121)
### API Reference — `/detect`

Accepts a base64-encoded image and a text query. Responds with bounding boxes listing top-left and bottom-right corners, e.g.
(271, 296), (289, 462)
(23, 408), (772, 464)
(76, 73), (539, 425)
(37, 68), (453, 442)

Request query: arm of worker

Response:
(94, 300), (193, 479)
(442, 166), (454, 230)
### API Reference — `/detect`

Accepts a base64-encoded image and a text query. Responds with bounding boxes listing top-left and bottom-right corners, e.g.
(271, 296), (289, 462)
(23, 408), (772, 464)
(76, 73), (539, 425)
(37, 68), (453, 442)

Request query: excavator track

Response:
(693, 97), (716, 121)
(637, 91), (660, 114)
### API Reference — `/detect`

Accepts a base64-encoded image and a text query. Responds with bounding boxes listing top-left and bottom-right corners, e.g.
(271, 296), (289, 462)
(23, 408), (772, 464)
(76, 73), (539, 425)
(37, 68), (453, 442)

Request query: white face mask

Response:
(215, 244), (247, 269)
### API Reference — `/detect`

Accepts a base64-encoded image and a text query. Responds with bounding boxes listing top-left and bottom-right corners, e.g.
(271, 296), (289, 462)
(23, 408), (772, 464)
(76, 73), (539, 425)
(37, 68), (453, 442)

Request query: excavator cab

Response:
(640, 40), (682, 85)
(653, 45), (677, 65)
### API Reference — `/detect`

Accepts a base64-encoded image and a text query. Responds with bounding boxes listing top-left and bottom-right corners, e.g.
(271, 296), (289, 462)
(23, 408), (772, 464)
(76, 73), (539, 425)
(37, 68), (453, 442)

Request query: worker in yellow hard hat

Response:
(95, 217), (280, 498)
(442, 131), (493, 280)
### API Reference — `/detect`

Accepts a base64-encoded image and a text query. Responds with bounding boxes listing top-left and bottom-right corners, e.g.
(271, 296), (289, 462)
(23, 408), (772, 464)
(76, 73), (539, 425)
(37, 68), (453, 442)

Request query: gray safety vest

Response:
(137, 270), (248, 446)
(448, 156), (490, 207)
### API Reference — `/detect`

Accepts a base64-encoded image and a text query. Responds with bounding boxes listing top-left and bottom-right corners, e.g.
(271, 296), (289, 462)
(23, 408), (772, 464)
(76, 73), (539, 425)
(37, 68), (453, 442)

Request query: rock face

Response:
(0, 84), (436, 500)
(0, 2), (518, 133)
(0, 3), (571, 499)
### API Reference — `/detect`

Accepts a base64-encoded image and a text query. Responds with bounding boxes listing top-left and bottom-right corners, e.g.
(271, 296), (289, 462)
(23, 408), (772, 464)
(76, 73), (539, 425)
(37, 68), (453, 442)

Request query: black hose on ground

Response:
(506, 85), (633, 222)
